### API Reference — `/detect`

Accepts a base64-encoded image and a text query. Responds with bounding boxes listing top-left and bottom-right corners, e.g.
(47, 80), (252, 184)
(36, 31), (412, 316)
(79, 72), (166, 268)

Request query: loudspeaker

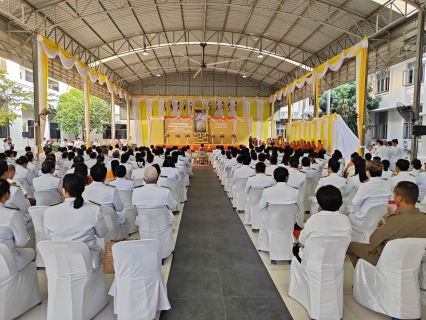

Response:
(412, 125), (426, 136)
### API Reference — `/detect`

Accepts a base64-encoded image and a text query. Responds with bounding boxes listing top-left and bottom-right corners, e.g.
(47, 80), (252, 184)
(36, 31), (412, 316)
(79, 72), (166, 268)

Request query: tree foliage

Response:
(0, 69), (34, 126)
(55, 88), (111, 139)
(318, 81), (381, 136)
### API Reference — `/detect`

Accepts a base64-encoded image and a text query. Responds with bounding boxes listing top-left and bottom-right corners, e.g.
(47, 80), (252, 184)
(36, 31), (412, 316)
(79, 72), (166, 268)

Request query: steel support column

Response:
(111, 93), (116, 147)
(126, 99), (131, 146)
(31, 33), (42, 158)
(361, 45), (370, 152)
(411, 6), (425, 161)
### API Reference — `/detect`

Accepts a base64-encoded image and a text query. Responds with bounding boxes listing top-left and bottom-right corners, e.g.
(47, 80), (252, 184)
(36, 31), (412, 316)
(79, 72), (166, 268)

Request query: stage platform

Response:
(155, 144), (245, 150)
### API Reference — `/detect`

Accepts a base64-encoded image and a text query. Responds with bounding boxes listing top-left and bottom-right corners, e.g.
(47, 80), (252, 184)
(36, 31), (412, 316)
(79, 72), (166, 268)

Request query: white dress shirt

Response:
(259, 182), (300, 212)
(300, 166), (317, 179)
(153, 156), (165, 167)
(33, 173), (63, 195)
(377, 146), (391, 161)
(132, 184), (176, 211)
(131, 168), (145, 180)
(287, 167), (306, 189)
(6, 183), (30, 213)
(245, 173), (274, 194)
(265, 164), (279, 176)
(27, 161), (40, 177)
(388, 171), (416, 191)
(381, 170), (393, 180)
(44, 199), (108, 270)
(345, 174), (361, 195)
(0, 203), (32, 270)
(85, 159), (97, 168)
(82, 181), (124, 212)
(391, 145), (403, 170)
(298, 210), (352, 257)
(232, 165), (255, 183)
(417, 172), (426, 201)
(159, 167), (182, 181)
(109, 177), (134, 191)
(315, 173), (346, 193)
(350, 177), (391, 227)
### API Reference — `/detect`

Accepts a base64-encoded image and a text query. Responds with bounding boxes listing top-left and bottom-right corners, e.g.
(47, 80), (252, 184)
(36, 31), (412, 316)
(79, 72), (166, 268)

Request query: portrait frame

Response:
(193, 106), (209, 134)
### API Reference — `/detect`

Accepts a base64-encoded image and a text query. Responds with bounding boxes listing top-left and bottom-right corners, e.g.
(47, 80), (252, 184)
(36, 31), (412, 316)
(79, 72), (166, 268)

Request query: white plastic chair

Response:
(34, 190), (62, 207)
(416, 203), (426, 212)
(38, 241), (108, 320)
(351, 205), (388, 243)
(0, 243), (41, 320)
(178, 171), (187, 203)
(233, 177), (249, 211)
(420, 255), (426, 306)
(224, 167), (232, 192)
(342, 188), (358, 213)
(96, 207), (127, 249)
(118, 190), (138, 234)
(353, 238), (426, 320)
(303, 177), (315, 209)
(245, 187), (265, 230)
(288, 235), (351, 320)
(108, 240), (171, 319)
(296, 185), (306, 228)
(258, 204), (298, 262)
(137, 207), (175, 259)
(28, 206), (49, 267)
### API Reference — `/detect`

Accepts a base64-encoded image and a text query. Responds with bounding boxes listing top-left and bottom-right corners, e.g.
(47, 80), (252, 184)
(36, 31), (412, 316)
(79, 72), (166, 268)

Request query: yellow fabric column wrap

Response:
(327, 115), (333, 153)
(250, 102), (257, 140)
(261, 102), (270, 141)
(223, 102), (230, 117)
(126, 99), (131, 145)
(237, 101), (244, 117)
(287, 93), (292, 142)
(111, 93), (116, 148)
(315, 76), (320, 117)
(83, 75), (90, 148)
(271, 101), (275, 137)
(152, 99), (159, 116)
(140, 101), (149, 146)
(357, 47), (368, 154)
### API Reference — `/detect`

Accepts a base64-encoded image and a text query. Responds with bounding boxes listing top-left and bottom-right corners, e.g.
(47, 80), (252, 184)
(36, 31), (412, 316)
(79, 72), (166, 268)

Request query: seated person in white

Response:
(300, 157), (317, 179)
(309, 159), (346, 215)
(409, 158), (422, 175)
(44, 174), (109, 270)
(265, 155), (279, 176)
(82, 165), (127, 229)
(245, 162), (274, 195)
(26, 153), (40, 177)
(293, 185), (352, 262)
(153, 149), (165, 167)
(231, 155), (243, 177)
(85, 152), (98, 168)
(380, 159), (393, 180)
(158, 157), (182, 185)
(417, 163), (426, 202)
(0, 178), (34, 271)
(33, 160), (63, 197)
(345, 161), (367, 195)
(109, 165), (134, 191)
(346, 160), (392, 227)
(259, 167), (300, 213)
(388, 159), (416, 192)
(119, 153), (134, 174)
(131, 156), (145, 181)
(14, 156), (34, 198)
(232, 154), (255, 192)
(287, 157), (306, 189)
(132, 166), (176, 226)
(67, 155), (85, 174)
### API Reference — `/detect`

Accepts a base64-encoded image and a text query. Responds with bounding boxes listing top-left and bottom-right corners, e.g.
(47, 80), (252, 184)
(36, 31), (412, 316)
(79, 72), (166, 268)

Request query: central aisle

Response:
(161, 167), (293, 320)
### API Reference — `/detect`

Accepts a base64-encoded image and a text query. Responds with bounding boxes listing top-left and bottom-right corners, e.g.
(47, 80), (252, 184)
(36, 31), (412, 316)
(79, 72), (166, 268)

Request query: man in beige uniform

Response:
(347, 181), (426, 267)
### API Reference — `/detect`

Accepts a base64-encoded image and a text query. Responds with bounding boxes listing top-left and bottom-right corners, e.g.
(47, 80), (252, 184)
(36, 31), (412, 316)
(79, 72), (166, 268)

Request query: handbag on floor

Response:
(104, 238), (132, 274)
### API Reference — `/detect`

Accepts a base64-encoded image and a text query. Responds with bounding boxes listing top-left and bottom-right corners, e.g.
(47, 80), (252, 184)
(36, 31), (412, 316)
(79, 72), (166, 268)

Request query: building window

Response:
(50, 123), (61, 140)
(372, 111), (388, 139)
(48, 79), (59, 92)
(24, 69), (33, 83)
(308, 97), (314, 106)
(103, 125), (127, 140)
(376, 69), (390, 93)
(404, 62), (424, 86)
(27, 120), (34, 138)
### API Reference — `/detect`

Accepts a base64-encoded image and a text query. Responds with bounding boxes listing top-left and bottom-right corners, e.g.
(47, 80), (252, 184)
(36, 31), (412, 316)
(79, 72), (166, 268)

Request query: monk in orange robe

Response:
(315, 140), (323, 152)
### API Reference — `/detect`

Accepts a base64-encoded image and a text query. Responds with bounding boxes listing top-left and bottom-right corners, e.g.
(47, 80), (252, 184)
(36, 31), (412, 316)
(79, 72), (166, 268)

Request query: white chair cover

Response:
(258, 204), (298, 261)
(96, 207), (128, 250)
(38, 241), (108, 320)
(224, 167), (232, 192)
(416, 203), (426, 212)
(296, 185), (306, 228)
(133, 179), (144, 188)
(34, 190), (62, 207)
(233, 178), (248, 211)
(310, 166), (323, 196)
(0, 243), (40, 320)
(108, 240), (171, 319)
(161, 178), (179, 209)
(28, 206), (49, 267)
(137, 207), (175, 259)
(353, 238), (426, 319)
(288, 235), (351, 320)
(178, 171), (187, 203)
(245, 187), (266, 229)
(303, 177), (315, 209)
(350, 205), (387, 243)
(420, 257), (426, 306)
(344, 188), (358, 213)
(118, 190), (138, 234)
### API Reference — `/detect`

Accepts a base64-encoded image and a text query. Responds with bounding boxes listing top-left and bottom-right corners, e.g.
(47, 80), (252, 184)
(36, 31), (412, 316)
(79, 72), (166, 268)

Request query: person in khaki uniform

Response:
(347, 181), (426, 267)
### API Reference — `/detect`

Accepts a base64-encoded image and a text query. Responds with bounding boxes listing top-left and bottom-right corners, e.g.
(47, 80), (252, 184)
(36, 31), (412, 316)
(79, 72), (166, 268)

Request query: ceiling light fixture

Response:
(142, 48), (148, 56)
(242, 73), (247, 78)
(258, 51), (263, 58)
(156, 71), (161, 77)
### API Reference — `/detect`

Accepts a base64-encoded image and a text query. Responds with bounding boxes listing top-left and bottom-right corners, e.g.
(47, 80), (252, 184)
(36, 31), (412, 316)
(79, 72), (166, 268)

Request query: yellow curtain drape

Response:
(357, 46), (368, 154)
(287, 93), (292, 142)
(236, 101), (244, 117)
(140, 101), (149, 146)
(314, 76), (320, 117)
(261, 102), (270, 141)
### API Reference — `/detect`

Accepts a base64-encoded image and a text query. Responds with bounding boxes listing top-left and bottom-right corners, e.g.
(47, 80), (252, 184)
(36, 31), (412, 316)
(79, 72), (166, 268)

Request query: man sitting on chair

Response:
(347, 181), (426, 267)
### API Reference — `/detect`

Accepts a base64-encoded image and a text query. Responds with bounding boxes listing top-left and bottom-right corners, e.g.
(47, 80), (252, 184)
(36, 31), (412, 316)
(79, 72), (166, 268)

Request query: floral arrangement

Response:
(165, 133), (170, 138)
(175, 133), (181, 138)
(185, 133), (191, 137)
(220, 133), (225, 138)
(231, 133), (236, 137)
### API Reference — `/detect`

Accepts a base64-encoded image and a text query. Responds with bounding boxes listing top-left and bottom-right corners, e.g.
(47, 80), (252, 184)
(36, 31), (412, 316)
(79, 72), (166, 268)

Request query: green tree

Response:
(55, 88), (111, 139)
(318, 81), (381, 136)
(0, 69), (34, 126)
